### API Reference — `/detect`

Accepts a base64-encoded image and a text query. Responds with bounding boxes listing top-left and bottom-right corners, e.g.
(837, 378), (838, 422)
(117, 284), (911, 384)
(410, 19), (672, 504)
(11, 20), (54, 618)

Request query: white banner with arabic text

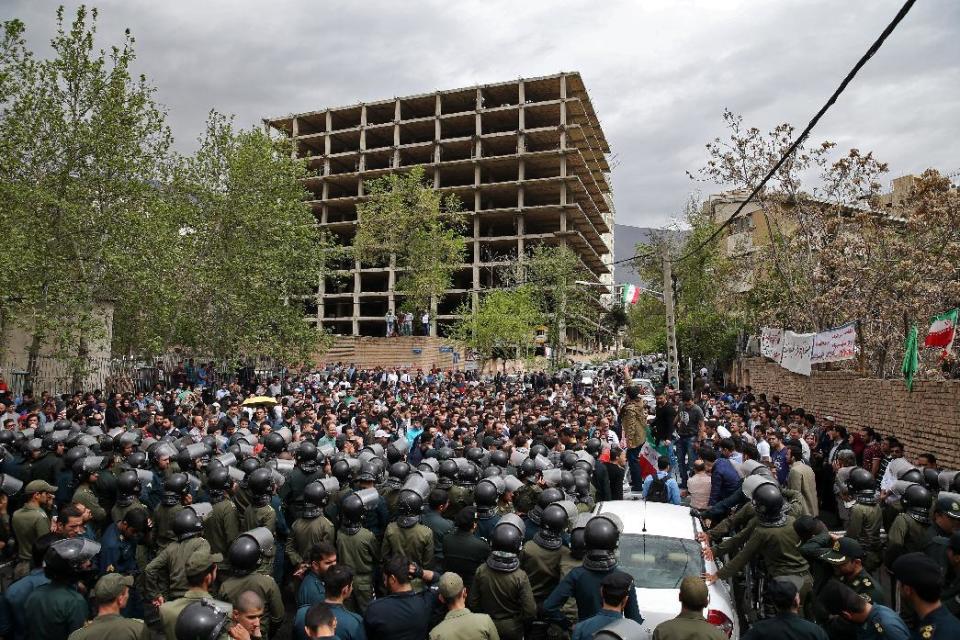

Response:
(780, 331), (815, 376)
(760, 327), (784, 362)
(811, 322), (857, 364)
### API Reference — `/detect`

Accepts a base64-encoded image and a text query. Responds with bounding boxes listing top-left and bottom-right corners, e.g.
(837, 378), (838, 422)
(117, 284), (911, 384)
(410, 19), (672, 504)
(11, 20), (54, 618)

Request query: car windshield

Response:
(617, 533), (704, 589)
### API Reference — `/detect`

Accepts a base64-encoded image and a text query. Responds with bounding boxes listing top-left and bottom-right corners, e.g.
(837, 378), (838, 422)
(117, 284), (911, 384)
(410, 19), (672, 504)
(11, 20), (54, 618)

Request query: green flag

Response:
(902, 323), (919, 391)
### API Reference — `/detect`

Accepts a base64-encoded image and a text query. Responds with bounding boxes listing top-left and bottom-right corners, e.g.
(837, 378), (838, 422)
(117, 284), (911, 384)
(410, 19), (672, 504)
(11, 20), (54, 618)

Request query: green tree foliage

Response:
(0, 6), (331, 374)
(145, 112), (329, 362)
(353, 166), (466, 314)
(627, 207), (744, 371)
(449, 287), (542, 370)
(0, 6), (176, 381)
(515, 244), (596, 367)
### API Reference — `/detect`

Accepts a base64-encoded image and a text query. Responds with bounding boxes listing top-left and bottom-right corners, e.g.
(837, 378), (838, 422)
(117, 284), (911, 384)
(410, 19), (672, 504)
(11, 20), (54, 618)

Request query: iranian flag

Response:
(925, 308), (959, 350)
(622, 284), (641, 305)
(637, 440), (659, 479)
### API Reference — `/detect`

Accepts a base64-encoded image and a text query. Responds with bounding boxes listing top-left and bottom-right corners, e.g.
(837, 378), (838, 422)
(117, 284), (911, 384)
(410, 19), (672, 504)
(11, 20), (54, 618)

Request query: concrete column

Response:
(430, 295), (437, 337)
(393, 98), (401, 168)
(317, 272), (325, 323)
(472, 213), (481, 291)
(517, 212), (525, 260)
(353, 259), (362, 336)
(321, 204), (328, 225)
(388, 253), (396, 314)
(291, 117), (299, 159)
(359, 105), (367, 173)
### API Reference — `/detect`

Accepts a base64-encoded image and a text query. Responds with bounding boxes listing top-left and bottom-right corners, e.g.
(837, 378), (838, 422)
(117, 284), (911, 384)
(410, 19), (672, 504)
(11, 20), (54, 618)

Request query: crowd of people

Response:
(0, 361), (956, 640)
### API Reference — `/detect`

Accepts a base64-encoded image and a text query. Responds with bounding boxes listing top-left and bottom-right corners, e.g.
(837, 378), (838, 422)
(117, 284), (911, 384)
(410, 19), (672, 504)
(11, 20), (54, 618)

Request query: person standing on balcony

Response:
(385, 310), (396, 337)
(421, 311), (430, 337)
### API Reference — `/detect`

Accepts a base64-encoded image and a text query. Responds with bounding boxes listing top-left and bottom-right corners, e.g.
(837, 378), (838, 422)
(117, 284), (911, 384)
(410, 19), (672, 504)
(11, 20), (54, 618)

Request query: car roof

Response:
(594, 500), (697, 540)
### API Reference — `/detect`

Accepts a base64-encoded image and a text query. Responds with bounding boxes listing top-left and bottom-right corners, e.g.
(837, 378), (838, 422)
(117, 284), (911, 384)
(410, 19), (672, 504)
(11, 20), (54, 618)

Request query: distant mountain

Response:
(613, 224), (684, 285)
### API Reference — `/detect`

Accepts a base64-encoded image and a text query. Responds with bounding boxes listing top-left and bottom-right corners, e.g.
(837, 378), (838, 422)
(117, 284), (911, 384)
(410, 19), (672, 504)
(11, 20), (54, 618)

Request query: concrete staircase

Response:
(314, 336), (465, 370)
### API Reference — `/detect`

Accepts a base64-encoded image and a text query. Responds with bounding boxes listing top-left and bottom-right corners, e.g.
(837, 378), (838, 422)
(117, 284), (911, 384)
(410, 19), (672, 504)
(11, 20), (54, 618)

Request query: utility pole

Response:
(662, 245), (680, 389)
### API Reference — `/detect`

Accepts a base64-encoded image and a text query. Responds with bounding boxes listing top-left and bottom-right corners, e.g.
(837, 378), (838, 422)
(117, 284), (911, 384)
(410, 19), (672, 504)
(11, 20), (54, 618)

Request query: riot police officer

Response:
(335, 489), (381, 613)
(287, 478), (338, 569)
(219, 528), (285, 638)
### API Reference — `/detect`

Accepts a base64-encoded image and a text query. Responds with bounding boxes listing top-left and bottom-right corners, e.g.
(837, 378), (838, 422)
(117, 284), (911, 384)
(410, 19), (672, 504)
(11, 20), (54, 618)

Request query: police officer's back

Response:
(651, 576), (726, 640)
(24, 538), (100, 640)
(741, 576), (828, 640)
(442, 508), (490, 591)
(218, 529), (284, 638)
(67, 573), (150, 640)
(430, 572), (500, 640)
(818, 580), (910, 640)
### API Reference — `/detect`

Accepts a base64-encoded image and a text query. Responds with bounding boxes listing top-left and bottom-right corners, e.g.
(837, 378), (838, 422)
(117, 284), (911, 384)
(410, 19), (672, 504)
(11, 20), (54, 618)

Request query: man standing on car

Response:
(620, 386), (648, 493)
(676, 391), (705, 490)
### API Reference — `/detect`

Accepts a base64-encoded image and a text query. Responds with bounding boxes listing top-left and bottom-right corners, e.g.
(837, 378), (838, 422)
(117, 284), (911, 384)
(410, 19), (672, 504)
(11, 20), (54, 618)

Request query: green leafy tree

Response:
(516, 244), (595, 367)
(0, 6), (176, 386)
(149, 112), (330, 363)
(353, 166), (466, 321)
(449, 287), (542, 371)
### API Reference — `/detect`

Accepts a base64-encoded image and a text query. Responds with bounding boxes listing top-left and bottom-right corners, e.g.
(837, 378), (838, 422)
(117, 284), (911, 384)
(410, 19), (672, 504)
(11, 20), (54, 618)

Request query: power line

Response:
(614, 0), (918, 268)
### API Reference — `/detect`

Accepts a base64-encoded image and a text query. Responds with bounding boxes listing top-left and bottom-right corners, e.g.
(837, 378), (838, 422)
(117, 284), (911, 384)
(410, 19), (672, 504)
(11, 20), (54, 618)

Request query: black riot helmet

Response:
(488, 515), (525, 572)
(435, 447), (455, 461)
(63, 445), (90, 471)
(585, 438), (602, 457)
(903, 483), (933, 523)
(529, 444), (548, 460)
(584, 514), (621, 552)
(228, 528), (274, 574)
(560, 451), (578, 471)
(752, 483), (786, 525)
(262, 432), (286, 455)
(474, 479), (500, 511)
(302, 481), (329, 518)
(332, 458), (354, 483)
(438, 460), (458, 488)
(125, 451), (148, 469)
(295, 441), (319, 471)
(206, 466), (234, 494)
(923, 467), (941, 493)
(519, 457), (537, 481)
(246, 467), (275, 505)
(340, 492), (365, 523)
(387, 462), (412, 488)
(528, 487), (563, 525)
(465, 447), (485, 465)
(541, 503), (570, 534)
(174, 599), (230, 640)
(44, 538), (101, 581)
(116, 469), (142, 496)
(357, 461), (379, 484)
(396, 490), (424, 528)
(489, 450), (508, 469)
(172, 507), (204, 540)
(239, 456), (262, 478)
(456, 463), (479, 486)
(846, 468), (877, 504)
(162, 473), (190, 506)
(900, 469), (923, 485)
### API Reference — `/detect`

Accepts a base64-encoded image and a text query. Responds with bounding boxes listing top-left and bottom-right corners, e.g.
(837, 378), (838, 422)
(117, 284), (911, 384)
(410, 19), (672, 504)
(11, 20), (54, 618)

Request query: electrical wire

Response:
(614, 0), (918, 267)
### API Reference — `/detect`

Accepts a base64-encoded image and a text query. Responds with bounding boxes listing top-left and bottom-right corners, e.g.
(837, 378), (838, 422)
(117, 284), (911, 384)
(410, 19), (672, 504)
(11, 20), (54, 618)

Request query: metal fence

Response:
(0, 354), (286, 397)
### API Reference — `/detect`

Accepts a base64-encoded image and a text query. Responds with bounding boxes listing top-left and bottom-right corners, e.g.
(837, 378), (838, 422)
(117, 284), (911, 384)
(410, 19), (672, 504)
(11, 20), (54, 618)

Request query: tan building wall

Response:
(733, 357), (960, 468)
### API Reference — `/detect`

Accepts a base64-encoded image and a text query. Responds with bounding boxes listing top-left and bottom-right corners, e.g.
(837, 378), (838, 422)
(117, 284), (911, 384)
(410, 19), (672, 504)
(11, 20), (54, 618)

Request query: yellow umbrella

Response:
(242, 395), (277, 407)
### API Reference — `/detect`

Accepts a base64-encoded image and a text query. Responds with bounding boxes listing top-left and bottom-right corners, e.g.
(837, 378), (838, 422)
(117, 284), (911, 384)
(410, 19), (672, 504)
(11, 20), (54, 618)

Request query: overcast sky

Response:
(5, 0), (957, 228)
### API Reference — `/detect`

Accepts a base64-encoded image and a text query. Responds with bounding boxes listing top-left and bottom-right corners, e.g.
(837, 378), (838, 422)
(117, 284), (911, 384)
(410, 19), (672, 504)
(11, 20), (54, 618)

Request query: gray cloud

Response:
(5, 0), (957, 227)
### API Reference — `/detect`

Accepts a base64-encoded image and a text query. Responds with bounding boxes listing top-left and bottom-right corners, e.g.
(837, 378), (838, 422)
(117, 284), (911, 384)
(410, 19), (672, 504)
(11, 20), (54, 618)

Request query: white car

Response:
(580, 369), (597, 386)
(593, 500), (740, 639)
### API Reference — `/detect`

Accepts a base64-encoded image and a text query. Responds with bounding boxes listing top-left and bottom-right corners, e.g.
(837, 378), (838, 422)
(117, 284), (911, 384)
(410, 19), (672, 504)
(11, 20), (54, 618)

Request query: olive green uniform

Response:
(111, 498), (146, 525)
(336, 527), (380, 613)
(652, 610), (727, 640)
(845, 503), (883, 572)
(286, 514), (336, 567)
(558, 547), (582, 625)
(446, 485), (474, 521)
(885, 513), (927, 562)
(67, 613), (151, 640)
(204, 498), (241, 561)
(467, 564), (537, 640)
(72, 485), (107, 530)
(144, 536), (214, 601)
(280, 467), (322, 523)
(383, 522), (434, 569)
(159, 589), (232, 640)
(12, 503), (50, 575)
(152, 503), (184, 550)
(520, 540), (562, 603)
(717, 516), (812, 609)
(429, 607), (501, 640)
(243, 503), (277, 575)
(218, 572), (285, 638)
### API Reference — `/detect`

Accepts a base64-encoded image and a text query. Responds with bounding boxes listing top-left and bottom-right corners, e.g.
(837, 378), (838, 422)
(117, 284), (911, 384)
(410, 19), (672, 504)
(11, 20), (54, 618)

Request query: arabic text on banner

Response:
(760, 327), (784, 362)
(780, 330), (815, 376)
(811, 322), (857, 364)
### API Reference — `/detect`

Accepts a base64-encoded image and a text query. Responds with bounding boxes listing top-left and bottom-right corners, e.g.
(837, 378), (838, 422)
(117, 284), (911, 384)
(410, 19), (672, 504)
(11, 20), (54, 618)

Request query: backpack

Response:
(646, 475), (669, 503)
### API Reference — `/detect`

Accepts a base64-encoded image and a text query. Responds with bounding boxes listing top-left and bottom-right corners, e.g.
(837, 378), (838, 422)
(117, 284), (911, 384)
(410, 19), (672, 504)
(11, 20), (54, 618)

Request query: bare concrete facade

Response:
(265, 72), (615, 337)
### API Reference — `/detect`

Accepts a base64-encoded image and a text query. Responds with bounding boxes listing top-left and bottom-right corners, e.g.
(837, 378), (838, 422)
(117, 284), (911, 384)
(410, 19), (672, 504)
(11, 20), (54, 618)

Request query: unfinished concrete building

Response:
(265, 71), (615, 338)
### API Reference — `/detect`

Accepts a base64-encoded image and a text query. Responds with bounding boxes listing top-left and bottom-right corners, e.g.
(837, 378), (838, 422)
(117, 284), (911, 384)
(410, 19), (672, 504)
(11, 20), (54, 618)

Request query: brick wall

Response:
(733, 357), (960, 469)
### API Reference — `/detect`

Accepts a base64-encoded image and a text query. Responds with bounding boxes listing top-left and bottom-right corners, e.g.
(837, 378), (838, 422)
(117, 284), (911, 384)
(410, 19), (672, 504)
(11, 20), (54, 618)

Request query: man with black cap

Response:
(429, 571), (500, 640)
(741, 576), (827, 640)
(651, 576), (726, 640)
(68, 573), (150, 640)
(891, 552), (960, 639)
(570, 571), (633, 640)
(812, 536), (888, 607)
(158, 549), (232, 640)
(818, 580), (910, 640)
(943, 532), (960, 617)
